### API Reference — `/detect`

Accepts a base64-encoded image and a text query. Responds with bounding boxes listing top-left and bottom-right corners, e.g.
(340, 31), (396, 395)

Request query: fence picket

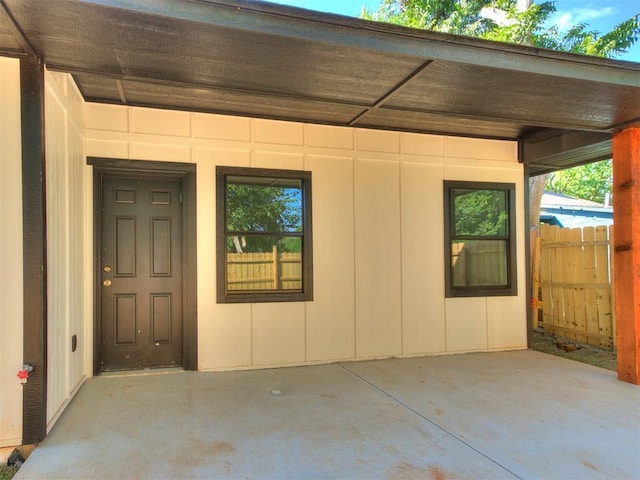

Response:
(571, 228), (587, 343)
(582, 227), (600, 345)
(551, 225), (563, 337)
(540, 225), (555, 333)
(595, 226), (613, 348)
(561, 228), (572, 339)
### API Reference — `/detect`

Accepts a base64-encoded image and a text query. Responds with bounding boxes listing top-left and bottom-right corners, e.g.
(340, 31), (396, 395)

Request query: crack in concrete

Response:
(337, 362), (524, 480)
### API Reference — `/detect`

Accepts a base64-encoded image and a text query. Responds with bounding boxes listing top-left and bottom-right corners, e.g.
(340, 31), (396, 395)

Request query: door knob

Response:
(103, 279), (112, 287)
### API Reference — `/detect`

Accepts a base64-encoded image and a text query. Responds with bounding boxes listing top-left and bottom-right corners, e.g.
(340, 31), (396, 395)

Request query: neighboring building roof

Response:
(541, 191), (612, 228)
(1, 0), (639, 173)
(541, 191), (609, 209)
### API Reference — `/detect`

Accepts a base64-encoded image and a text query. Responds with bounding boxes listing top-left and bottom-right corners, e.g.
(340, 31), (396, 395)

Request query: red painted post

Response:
(612, 127), (640, 384)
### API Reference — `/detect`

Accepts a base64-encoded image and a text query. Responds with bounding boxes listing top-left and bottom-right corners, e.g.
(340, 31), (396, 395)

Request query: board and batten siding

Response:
(85, 103), (527, 370)
(0, 57), (24, 447)
(44, 70), (92, 430)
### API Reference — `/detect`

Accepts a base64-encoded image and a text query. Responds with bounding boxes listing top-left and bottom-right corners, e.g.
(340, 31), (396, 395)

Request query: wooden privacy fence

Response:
(535, 224), (615, 350)
(452, 240), (506, 286)
(227, 246), (301, 290)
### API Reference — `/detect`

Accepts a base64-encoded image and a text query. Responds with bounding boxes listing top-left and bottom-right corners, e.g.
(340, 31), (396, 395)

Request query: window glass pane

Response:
(451, 240), (507, 287)
(452, 189), (507, 237)
(226, 177), (303, 233)
(217, 166), (312, 303)
(226, 235), (302, 291)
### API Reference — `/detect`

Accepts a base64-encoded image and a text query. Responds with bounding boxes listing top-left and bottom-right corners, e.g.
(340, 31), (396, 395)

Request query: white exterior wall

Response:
(86, 104), (527, 371)
(44, 70), (92, 430)
(0, 57), (24, 447)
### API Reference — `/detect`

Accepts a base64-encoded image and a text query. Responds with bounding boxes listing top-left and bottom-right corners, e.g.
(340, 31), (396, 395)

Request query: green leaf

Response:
(362, 1), (640, 59)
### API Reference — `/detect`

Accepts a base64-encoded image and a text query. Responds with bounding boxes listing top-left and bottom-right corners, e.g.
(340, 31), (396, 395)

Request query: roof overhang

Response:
(1, 0), (639, 175)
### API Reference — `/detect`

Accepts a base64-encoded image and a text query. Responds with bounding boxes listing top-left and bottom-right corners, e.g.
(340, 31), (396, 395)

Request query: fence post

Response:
(531, 232), (541, 329)
(272, 244), (279, 290)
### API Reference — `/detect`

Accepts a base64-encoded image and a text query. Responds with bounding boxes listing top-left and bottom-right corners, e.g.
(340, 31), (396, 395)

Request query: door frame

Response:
(89, 157), (197, 374)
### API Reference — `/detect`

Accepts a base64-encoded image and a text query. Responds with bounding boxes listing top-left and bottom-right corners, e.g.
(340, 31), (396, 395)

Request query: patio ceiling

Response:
(1, 0), (639, 175)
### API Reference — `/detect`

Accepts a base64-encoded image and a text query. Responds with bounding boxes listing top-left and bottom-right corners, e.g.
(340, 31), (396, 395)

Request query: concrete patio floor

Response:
(15, 350), (640, 480)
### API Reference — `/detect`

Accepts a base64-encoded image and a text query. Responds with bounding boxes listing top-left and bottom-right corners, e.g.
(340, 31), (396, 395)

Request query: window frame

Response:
(443, 180), (517, 298)
(216, 166), (313, 303)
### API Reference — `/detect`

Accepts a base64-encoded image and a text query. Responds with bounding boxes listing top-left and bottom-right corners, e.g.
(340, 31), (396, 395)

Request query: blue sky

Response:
(263, 0), (640, 63)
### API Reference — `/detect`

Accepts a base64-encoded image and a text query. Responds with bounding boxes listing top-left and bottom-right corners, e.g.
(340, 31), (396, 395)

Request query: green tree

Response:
(226, 182), (302, 253)
(227, 184), (301, 233)
(453, 189), (508, 236)
(362, 0), (493, 33)
(362, 0), (639, 58)
(546, 159), (612, 204)
(362, 0), (639, 221)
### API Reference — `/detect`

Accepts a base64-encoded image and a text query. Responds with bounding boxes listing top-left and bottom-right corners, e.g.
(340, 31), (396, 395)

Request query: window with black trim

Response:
(444, 181), (517, 297)
(216, 166), (313, 303)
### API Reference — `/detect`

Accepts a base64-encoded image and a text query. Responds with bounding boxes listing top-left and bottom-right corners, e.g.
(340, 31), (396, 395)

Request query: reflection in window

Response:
(444, 181), (517, 297)
(217, 167), (313, 303)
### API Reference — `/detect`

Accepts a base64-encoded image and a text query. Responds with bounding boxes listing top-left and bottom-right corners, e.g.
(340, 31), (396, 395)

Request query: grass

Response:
(0, 464), (18, 480)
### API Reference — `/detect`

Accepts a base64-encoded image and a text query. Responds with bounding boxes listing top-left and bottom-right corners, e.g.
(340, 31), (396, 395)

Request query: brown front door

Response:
(99, 176), (183, 371)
